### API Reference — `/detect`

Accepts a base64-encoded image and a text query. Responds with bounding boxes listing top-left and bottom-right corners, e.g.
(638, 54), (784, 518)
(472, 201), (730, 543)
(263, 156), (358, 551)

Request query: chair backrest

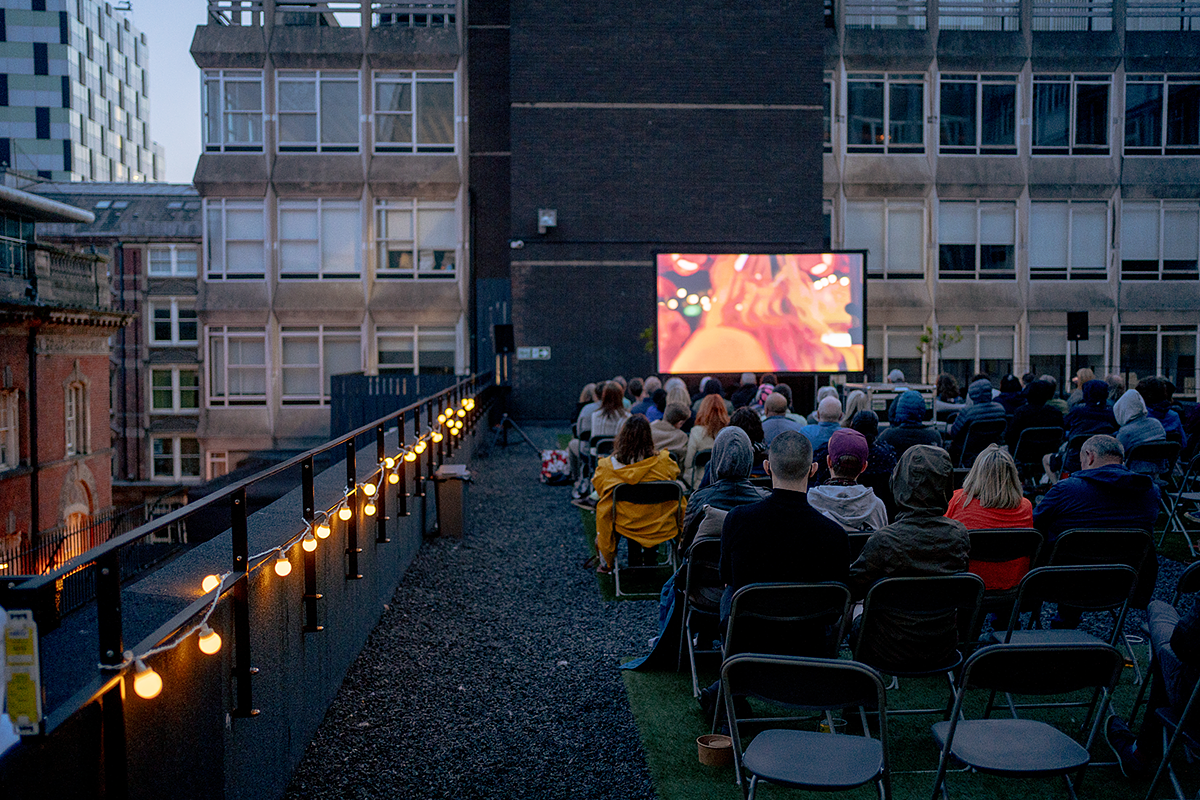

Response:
(589, 434), (614, 449)
(847, 531), (872, 563)
(682, 537), (723, 611)
(1126, 439), (1181, 476)
(1012, 426), (1064, 463)
(957, 642), (1124, 697)
(855, 574), (985, 672)
(958, 419), (1007, 467)
(693, 448), (713, 470)
(1049, 528), (1152, 575)
(967, 528), (1043, 591)
(611, 481), (683, 537)
(1175, 561), (1200, 605)
(1004, 565), (1138, 643)
(1066, 432), (1092, 452)
(725, 582), (852, 660)
(721, 653), (886, 715)
(749, 475), (773, 488)
(595, 438), (615, 457)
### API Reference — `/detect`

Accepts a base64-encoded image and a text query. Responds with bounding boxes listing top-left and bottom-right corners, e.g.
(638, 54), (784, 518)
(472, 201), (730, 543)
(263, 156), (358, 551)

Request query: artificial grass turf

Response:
(580, 505), (675, 601)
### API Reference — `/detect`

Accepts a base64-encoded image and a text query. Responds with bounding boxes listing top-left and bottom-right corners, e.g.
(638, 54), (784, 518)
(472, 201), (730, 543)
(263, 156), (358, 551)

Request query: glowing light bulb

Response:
(198, 625), (222, 655)
(202, 574), (221, 594)
(384, 457), (395, 469)
(338, 504), (353, 521)
(388, 471), (400, 484)
(316, 522), (331, 539)
(676, 287), (687, 298)
(465, 399), (474, 410)
(461, 398), (469, 407)
(448, 427), (458, 437)
(415, 442), (427, 454)
(133, 659), (162, 699)
(274, 553), (292, 577)
(432, 432), (444, 443)
(363, 482), (377, 496)
(404, 451), (417, 462)
(302, 531), (317, 552)
(457, 409), (466, 418)
(444, 406), (453, 417)
(667, 298), (679, 310)
(438, 413), (447, 424)
(364, 501), (377, 516)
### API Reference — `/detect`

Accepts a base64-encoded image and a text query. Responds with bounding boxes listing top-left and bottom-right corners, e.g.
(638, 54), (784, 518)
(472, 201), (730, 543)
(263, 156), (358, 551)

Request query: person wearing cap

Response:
(947, 378), (1007, 467)
(808, 428), (889, 531)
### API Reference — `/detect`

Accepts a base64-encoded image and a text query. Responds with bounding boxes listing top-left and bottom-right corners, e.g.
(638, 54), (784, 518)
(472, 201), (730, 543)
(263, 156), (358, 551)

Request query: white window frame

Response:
(206, 326), (268, 407)
(201, 69), (264, 153)
(1027, 324), (1111, 387)
(206, 451), (229, 481)
(0, 391), (18, 471)
(933, 324), (1019, 381)
(376, 324), (461, 375)
(374, 199), (459, 279)
(937, 200), (1017, 280)
(937, 73), (1019, 155)
(865, 325), (927, 386)
(278, 199), (363, 279)
(280, 325), (363, 405)
(846, 72), (926, 154)
(65, 380), (88, 457)
(149, 299), (198, 345)
(151, 435), (202, 482)
(1029, 200), (1111, 280)
(204, 199), (266, 280)
(1032, 74), (1112, 156)
(823, 72), (834, 153)
(1120, 200), (1200, 280)
(1117, 324), (1200, 400)
(842, 198), (927, 279)
(372, 70), (457, 154)
(1123, 75), (1200, 156)
(277, 69), (361, 153)
(147, 244), (198, 277)
(150, 366), (200, 414)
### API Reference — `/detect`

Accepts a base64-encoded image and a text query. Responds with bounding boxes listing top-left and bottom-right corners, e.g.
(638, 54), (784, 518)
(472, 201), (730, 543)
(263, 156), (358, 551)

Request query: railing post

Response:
(231, 489), (258, 717)
(396, 411), (409, 516)
(375, 424), (389, 543)
(96, 548), (129, 799)
(413, 406), (425, 498)
(300, 458), (322, 632)
(426, 401), (436, 483)
(345, 441), (363, 579)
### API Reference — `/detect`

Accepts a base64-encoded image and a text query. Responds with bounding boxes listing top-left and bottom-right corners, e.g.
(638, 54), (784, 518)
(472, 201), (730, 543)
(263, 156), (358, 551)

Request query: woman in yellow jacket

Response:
(594, 415), (687, 572)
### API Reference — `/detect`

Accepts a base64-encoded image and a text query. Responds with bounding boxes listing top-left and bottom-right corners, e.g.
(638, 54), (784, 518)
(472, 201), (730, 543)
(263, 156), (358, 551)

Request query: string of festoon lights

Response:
(97, 395), (477, 700)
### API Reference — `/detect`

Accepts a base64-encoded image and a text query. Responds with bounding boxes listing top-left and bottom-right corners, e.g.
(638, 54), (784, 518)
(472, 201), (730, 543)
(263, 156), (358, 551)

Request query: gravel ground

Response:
(283, 429), (659, 800)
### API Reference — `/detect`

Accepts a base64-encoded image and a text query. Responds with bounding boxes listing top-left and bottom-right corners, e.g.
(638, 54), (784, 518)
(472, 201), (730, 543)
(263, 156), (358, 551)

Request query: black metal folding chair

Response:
(690, 448), (713, 489)
(955, 418), (1007, 468)
(1163, 451), (1200, 553)
(965, 527), (1043, 622)
(853, 574), (985, 717)
(930, 643), (1124, 800)
(1012, 426), (1064, 489)
(1145, 666), (1200, 800)
(714, 582), (852, 733)
(847, 531), (871, 564)
(1130, 561), (1200, 727)
(722, 654), (891, 800)
(677, 537), (723, 698)
(609, 480), (683, 597)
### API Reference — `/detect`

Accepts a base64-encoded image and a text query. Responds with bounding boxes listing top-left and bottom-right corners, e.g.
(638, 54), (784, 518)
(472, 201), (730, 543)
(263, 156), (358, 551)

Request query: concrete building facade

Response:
(189, 2), (469, 463)
(0, 0), (165, 182)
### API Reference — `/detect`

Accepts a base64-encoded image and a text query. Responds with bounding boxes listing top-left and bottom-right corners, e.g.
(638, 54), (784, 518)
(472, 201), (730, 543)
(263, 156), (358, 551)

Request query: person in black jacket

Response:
(948, 378), (1007, 466)
(1005, 378), (1064, 451)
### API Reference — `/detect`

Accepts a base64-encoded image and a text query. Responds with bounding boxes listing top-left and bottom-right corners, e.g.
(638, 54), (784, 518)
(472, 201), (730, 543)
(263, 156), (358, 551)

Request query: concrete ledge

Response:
(269, 26), (364, 69)
(197, 283), (272, 318)
(194, 155), (270, 198)
(272, 155), (365, 197)
(272, 282), (367, 319)
(368, 281), (464, 318)
(1031, 31), (1121, 71)
(367, 156), (461, 199)
(937, 30), (1027, 71)
(367, 26), (460, 70)
(190, 25), (268, 69)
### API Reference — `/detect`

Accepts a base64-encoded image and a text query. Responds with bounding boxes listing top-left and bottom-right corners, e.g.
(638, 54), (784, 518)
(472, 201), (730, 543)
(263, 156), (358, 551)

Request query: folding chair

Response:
(1162, 451), (1200, 552)
(609, 481), (683, 597)
(1012, 426), (1064, 489)
(966, 527), (1043, 621)
(677, 537), (723, 698)
(853, 574), (984, 716)
(955, 418), (1007, 468)
(1145, 664), (1200, 800)
(721, 654), (890, 800)
(1130, 561), (1200, 727)
(1126, 439), (1181, 482)
(690, 448), (713, 489)
(930, 643), (1124, 800)
(714, 582), (852, 733)
(749, 475), (772, 489)
(847, 531), (871, 564)
(587, 434), (615, 475)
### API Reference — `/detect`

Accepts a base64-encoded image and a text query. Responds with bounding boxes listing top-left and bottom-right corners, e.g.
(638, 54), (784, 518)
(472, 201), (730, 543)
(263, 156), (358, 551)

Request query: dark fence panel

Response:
(330, 373), (459, 437)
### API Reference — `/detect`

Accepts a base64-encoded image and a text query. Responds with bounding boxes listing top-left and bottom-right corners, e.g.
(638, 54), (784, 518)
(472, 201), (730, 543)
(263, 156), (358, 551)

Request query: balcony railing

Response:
(845, 0), (928, 29)
(1032, 0), (1114, 30)
(206, 0), (457, 28)
(1126, 0), (1200, 29)
(208, 0), (264, 26)
(938, 0), (1021, 30)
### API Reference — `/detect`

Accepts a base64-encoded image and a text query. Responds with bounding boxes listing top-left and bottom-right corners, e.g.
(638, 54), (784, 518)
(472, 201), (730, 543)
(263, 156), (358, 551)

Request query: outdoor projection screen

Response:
(656, 252), (865, 374)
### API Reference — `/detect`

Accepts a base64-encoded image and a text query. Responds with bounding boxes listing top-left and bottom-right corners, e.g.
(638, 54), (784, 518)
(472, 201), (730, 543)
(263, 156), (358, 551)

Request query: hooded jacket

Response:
(808, 483), (889, 531)
(593, 449), (687, 566)
(878, 391), (942, 458)
(849, 445), (970, 670)
(948, 380), (1007, 464)
(681, 427), (769, 547)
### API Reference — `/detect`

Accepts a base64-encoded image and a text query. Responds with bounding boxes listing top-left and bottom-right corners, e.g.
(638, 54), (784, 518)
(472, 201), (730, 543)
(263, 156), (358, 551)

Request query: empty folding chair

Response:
(930, 643), (1124, 799)
(1144, 663), (1200, 800)
(955, 418), (1007, 468)
(677, 537), (723, 698)
(721, 654), (890, 800)
(1011, 426), (1064, 489)
(609, 480), (683, 597)
(1163, 451), (1200, 553)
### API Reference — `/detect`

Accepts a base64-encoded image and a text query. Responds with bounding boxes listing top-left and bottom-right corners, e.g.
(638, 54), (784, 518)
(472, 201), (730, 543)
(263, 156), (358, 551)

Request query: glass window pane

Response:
(148, 248), (172, 274)
(375, 113), (412, 144)
(225, 80), (261, 112)
(175, 248), (198, 276)
(278, 113), (316, 143)
(1075, 84), (1109, 147)
(323, 337), (361, 391)
(1163, 208), (1199, 261)
(844, 202), (884, 273)
(1167, 83), (1200, 147)
(1125, 82), (1163, 148)
(888, 83), (924, 145)
(180, 438), (201, 477)
(1163, 333), (1198, 397)
(177, 308), (197, 342)
(887, 207), (924, 275)
(847, 81), (884, 147)
(322, 205), (360, 273)
(418, 208), (456, 249)
(418, 330), (456, 374)
(153, 438), (173, 476)
(320, 80), (359, 144)
(383, 209), (412, 239)
(375, 81), (411, 113)
(206, 209), (223, 273)
(979, 204), (1014, 244)
(179, 370), (199, 409)
(1120, 332), (1157, 384)
(1030, 204), (1069, 268)
(939, 203), (976, 243)
(1033, 82), (1070, 147)
(151, 370), (172, 409)
(210, 338), (226, 396)
(416, 82), (454, 145)
(1070, 204), (1107, 268)
(226, 241), (264, 275)
(981, 83), (1016, 147)
(153, 307), (171, 341)
(940, 81), (975, 147)
(226, 207), (263, 240)
(1121, 204), (1159, 259)
(278, 80), (315, 112)
(378, 333), (415, 371)
(205, 80), (221, 144)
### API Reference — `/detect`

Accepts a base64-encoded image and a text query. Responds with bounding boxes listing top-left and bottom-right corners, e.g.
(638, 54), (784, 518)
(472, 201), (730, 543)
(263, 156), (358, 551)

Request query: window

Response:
(207, 451), (229, 481)
(1028, 325), (1108, 391)
(0, 391), (17, 470)
(1029, 202), (1108, 280)
(1121, 201), (1200, 280)
(843, 200), (925, 279)
(0, 212), (33, 280)
(150, 367), (200, 413)
(936, 325), (1016, 387)
(281, 326), (362, 404)
(823, 74), (833, 153)
(65, 381), (87, 457)
(207, 327), (267, 406)
(279, 200), (361, 279)
(148, 244), (198, 277)
(938, 201), (1016, 279)
(939, 74), (1017, 155)
(373, 71), (455, 153)
(847, 73), (925, 154)
(375, 200), (457, 279)
(277, 70), (360, 153)
(377, 326), (458, 375)
(1118, 325), (1199, 400)
(1032, 75), (1110, 155)
(149, 300), (198, 345)
(202, 70), (263, 152)
(1125, 75), (1200, 156)
(151, 436), (202, 481)
(865, 326), (924, 385)
(205, 200), (265, 279)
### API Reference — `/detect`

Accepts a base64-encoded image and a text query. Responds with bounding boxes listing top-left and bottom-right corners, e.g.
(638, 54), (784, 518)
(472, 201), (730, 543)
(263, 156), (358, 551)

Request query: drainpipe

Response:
(27, 323), (39, 544)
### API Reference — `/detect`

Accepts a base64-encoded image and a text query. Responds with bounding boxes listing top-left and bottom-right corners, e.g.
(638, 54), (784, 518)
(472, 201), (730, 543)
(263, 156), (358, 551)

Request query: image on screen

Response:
(656, 252), (865, 374)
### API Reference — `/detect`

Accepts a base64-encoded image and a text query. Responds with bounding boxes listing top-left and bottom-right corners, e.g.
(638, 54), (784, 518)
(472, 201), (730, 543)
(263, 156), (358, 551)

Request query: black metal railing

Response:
(0, 373), (493, 795)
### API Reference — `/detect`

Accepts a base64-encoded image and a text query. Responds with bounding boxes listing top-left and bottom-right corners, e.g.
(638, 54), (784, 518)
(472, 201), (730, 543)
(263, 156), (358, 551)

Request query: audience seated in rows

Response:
(995, 374), (1024, 416)
(680, 427), (769, 550)
(770, 383), (805, 424)
(591, 382), (630, 442)
(1115, 389), (1169, 474)
(848, 444), (971, 669)
(593, 415), (686, 573)
(646, 388), (667, 421)
(629, 377), (658, 416)
(800, 396), (842, 449)
(946, 445), (1033, 530)
(879, 390), (941, 458)
(934, 373), (964, 420)
(686, 394), (728, 477)
(805, 385), (839, 424)
(1138, 375), (1188, 447)
(1042, 374), (1070, 416)
(808, 428), (889, 532)
(1006, 378), (1063, 450)
(761, 392), (804, 445)
(729, 372), (758, 410)
(1044, 378), (1118, 482)
(1066, 367), (1095, 409)
(948, 378), (1006, 465)
(691, 376), (733, 417)
(650, 403), (690, 462)
(841, 389), (869, 426)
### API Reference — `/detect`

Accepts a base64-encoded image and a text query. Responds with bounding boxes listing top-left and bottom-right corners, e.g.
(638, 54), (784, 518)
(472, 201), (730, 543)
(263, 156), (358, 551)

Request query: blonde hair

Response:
(579, 382), (597, 404)
(960, 445), (1023, 510)
(666, 384), (691, 411)
(841, 390), (868, 427)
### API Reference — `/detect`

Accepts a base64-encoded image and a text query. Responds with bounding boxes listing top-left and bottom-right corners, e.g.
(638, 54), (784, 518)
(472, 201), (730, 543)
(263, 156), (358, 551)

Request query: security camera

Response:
(509, 239), (524, 249)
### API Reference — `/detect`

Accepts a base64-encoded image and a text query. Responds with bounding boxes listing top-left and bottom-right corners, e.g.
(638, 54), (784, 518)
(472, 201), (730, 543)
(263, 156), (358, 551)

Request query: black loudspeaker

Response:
(493, 324), (515, 354)
(1067, 312), (1089, 342)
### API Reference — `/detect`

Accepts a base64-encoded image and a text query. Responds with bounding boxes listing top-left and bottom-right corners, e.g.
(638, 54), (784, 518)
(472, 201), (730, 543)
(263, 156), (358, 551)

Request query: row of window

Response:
(206, 199), (457, 280)
(824, 72), (1200, 156)
(866, 323), (1199, 400)
(204, 70), (455, 154)
(838, 0), (1198, 32)
(837, 198), (1200, 281)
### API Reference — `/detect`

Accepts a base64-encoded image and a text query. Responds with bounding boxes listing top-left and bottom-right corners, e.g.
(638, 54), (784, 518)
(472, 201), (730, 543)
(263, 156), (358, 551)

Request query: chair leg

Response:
(1129, 656), (1156, 727)
(677, 597), (690, 673)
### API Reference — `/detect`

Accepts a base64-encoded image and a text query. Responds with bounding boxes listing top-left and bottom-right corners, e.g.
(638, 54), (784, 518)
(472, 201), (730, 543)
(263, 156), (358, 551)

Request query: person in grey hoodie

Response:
(1114, 389), (1168, 474)
(809, 428), (889, 531)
